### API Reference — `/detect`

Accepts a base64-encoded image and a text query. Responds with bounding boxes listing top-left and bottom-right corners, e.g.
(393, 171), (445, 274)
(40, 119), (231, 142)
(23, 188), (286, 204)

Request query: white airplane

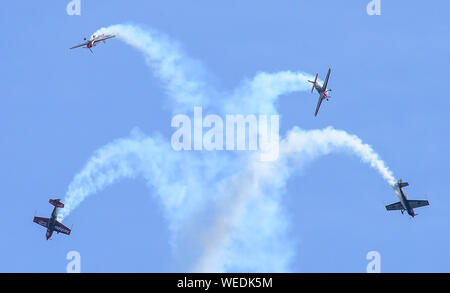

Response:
(70, 34), (116, 53)
(308, 68), (332, 117)
(385, 179), (429, 218)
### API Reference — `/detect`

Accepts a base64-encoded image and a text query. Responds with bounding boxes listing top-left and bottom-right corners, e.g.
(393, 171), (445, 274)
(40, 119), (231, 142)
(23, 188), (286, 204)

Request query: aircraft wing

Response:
(385, 201), (403, 211)
(314, 94), (324, 116)
(70, 42), (88, 49)
(54, 221), (71, 235)
(322, 68), (331, 90)
(33, 217), (49, 228)
(407, 200), (430, 209)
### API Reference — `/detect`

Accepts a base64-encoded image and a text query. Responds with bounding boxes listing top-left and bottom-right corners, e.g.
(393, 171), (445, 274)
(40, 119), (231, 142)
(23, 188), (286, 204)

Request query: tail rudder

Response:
(397, 179), (409, 188)
(49, 199), (64, 208)
(399, 182), (409, 188)
(308, 73), (318, 93)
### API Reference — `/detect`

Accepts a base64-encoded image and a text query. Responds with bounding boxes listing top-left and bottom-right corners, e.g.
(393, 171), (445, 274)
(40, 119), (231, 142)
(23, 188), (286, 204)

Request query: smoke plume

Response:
(60, 24), (396, 272)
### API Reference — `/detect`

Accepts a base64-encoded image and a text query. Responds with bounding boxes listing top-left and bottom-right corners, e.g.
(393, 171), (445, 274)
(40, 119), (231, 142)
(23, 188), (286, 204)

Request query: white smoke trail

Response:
(192, 72), (395, 271)
(193, 126), (396, 272)
(58, 128), (231, 256)
(193, 152), (292, 272)
(93, 24), (214, 112)
(60, 24), (397, 272)
(282, 127), (396, 186)
(224, 70), (317, 115)
(58, 129), (178, 222)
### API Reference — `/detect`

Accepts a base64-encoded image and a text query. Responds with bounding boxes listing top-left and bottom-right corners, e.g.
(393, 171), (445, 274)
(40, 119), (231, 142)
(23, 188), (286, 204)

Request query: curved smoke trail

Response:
(93, 24), (214, 112)
(282, 127), (396, 186)
(193, 126), (395, 272)
(60, 24), (396, 272)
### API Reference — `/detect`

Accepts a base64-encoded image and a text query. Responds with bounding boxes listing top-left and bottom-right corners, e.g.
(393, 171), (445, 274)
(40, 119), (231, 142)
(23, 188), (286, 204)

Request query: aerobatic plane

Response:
(33, 199), (71, 240)
(308, 68), (332, 116)
(385, 179), (429, 218)
(70, 34), (116, 53)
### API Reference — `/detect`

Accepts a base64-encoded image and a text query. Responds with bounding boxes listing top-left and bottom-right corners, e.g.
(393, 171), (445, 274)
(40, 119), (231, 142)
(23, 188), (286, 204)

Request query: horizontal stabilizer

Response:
(308, 73), (318, 93)
(49, 199), (64, 208)
(398, 182), (409, 188)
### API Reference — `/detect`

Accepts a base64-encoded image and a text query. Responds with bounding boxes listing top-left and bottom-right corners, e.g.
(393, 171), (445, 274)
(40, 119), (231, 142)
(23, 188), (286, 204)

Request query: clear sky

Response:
(1, 1), (449, 272)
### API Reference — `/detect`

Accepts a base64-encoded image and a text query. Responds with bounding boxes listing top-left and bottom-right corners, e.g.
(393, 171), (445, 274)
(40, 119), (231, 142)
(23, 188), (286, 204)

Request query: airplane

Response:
(308, 68), (332, 117)
(33, 199), (71, 240)
(70, 34), (116, 53)
(385, 179), (429, 218)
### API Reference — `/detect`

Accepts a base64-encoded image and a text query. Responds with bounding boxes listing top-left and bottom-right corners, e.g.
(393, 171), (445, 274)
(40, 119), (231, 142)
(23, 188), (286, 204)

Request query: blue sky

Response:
(1, 1), (449, 272)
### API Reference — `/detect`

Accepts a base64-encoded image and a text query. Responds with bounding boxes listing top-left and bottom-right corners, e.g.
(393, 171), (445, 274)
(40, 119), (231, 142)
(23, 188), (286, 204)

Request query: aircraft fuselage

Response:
(313, 83), (325, 94)
(45, 206), (58, 240)
(393, 183), (415, 217)
(313, 84), (329, 102)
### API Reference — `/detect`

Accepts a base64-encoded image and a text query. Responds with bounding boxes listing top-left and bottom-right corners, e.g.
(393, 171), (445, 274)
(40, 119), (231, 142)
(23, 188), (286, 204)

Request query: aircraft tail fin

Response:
(398, 182), (409, 188)
(49, 199), (64, 208)
(308, 73), (318, 93)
